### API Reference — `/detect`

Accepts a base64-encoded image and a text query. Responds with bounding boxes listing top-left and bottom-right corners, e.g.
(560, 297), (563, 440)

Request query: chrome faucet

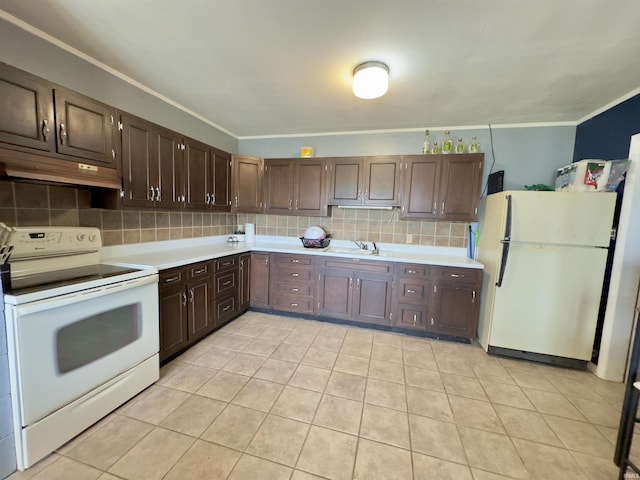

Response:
(372, 242), (379, 255)
(352, 240), (367, 250)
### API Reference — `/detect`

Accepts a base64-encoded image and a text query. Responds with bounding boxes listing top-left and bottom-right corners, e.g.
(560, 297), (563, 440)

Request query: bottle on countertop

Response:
(441, 131), (453, 154)
(430, 141), (441, 154)
(455, 138), (465, 154)
(469, 136), (480, 153)
(422, 129), (431, 154)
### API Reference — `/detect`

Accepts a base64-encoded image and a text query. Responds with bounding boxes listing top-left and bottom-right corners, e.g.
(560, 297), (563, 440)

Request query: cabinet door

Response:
(430, 268), (481, 340)
(187, 277), (213, 341)
(156, 126), (183, 209)
(318, 268), (353, 320)
(239, 253), (251, 310)
(120, 114), (154, 208)
(159, 280), (188, 362)
(295, 159), (328, 216)
(250, 252), (270, 308)
(53, 88), (116, 167)
(364, 156), (401, 205)
(400, 155), (440, 218)
(211, 149), (231, 211)
(232, 155), (264, 213)
(351, 272), (393, 325)
(184, 138), (210, 210)
(438, 154), (483, 221)
(0, 63), (54, 153)
(328, 158), (363, 205)
(264, 159), (294, 214)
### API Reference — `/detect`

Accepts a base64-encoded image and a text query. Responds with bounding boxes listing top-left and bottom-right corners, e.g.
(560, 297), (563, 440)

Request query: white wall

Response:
(239, 124), (577, 194)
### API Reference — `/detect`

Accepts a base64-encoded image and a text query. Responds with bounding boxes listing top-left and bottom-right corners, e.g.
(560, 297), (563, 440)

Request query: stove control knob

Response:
(88, 233), (97, 242)
(77, 233), (86, 242)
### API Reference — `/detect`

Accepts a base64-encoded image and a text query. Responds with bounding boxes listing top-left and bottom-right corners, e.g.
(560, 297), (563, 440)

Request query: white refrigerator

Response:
(476, 190), (617, 366)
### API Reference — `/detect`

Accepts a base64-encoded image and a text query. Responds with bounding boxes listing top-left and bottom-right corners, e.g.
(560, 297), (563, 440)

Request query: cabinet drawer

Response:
(321, 258), (393, 275)
(434, 267), (481, 285)
(188, 262), (211, 279)
(397, 279), (429, 303)
(159, 268), (185, 288)
(214, 294), (237, 318)
(271, 294), (315, 314)
(215, 255), (237, 271)
(399, 264), (430, 277)
(215, 270), (237, 295)
(274, 254), (314, 266)
(274, 266), (314, 282)
(395, 303), (429, 330)
(273, 281), (314, 297)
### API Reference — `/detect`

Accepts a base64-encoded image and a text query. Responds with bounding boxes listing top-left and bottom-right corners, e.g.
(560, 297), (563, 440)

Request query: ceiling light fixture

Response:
(352, 61), (389, 99)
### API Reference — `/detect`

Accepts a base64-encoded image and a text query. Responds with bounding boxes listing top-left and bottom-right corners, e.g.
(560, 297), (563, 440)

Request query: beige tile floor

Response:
(9, 311), (628, 480)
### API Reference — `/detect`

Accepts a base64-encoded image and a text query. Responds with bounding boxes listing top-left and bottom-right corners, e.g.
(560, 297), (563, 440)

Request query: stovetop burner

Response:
(4, 263), (141, 296)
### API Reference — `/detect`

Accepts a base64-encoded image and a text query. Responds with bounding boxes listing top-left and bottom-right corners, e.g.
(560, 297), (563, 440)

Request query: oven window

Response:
(56, 303), (142, 374)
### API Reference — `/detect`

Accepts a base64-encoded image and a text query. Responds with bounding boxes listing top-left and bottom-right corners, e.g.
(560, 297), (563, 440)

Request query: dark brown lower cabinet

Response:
(430, 267), (482, 339)
(318, 258), (393, 326)
(250, 252), (270, 308)
(239, 253), (251, 310)
(158, 253), (250, 362)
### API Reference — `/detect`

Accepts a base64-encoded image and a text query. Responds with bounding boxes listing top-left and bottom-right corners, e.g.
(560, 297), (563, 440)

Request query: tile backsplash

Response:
(0, 180), (468, 247)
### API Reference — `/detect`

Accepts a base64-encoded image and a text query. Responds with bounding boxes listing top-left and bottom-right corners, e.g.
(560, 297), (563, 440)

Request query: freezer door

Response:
(489, 243), (608, 360)
(502, 191), (616, 247)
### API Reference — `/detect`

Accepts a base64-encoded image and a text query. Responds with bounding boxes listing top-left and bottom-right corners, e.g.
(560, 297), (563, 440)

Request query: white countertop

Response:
(102, 235), (484, 270)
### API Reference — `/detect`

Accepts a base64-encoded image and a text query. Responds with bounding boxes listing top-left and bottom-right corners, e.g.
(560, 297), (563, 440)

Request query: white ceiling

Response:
(1, 0), (639, 138)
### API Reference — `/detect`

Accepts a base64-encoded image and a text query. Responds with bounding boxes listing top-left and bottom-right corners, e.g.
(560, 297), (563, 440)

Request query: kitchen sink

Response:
(327, 247), (393, 257)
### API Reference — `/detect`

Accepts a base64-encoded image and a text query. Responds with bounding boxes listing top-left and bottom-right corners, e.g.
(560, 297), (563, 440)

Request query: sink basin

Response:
(327, 247), (393, 257)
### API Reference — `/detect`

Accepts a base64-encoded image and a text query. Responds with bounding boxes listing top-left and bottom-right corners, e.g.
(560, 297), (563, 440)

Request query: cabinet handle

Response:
(155, 187), (160, 202)
(441, 202), (445, 215)
(222, 305), (231, 312)
(290, 303), (299, 307)
(407, 270), (418, 274)
(42, 119), (50, 140)
(472, 290), (476, 303)
(189, 289), (194, 303)
(164, 276), (180, 283)
(112, 149), (116, 159)
(430, 318), (434, 326)
(291, 273), (299, 277)
(290, 259), (300, 263)
(221, 260), (233, 267)
(205, 193), (211, 205)
(356, 278), (360, 289)
(59, 123), (67, 145)
(235, 196), (239, 207)
(433, 202), (437, 213)
(150, 187), (155, 201)
(365, 188), (368, 200)
(212, 193), (216, 205)
(289, 199), (292, 209)
(450, 273), (464, 278)
(265, 258), (269, 265)
(290, 288), (299, 292)
(357, 189), (361, 200)
(222, 280), (232, 286)
(349, 278), (352, 288)
(413, 314), (417, 327)
(194, 268), (207, 275)
(182, 292), (187, 306)
(406, 289), (416, 294)
(240, 259), (244, 269)
(295, 199), (299, 210)
(433, 285), (437, 293)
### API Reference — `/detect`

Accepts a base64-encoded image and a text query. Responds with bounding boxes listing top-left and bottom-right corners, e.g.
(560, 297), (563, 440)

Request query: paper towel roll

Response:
(245, 223), (255, 242)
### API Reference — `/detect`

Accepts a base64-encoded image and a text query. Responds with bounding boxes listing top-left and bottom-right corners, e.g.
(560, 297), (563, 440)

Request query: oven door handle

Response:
(16, 274), (158, 316)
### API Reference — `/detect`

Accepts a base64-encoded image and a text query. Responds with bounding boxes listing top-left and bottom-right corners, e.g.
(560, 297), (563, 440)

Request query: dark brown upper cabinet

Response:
(53, 88), (116, 167)
(184, 137), (211, 210)
(120, 113), (182, 209)
(400, 153), (483, 221)
(264, 158), (328, 217)
(232, 155), (264, 213)
(328, 156), (401, 206)
(0, 63), (54, 153)
(211, 149), (231, 211)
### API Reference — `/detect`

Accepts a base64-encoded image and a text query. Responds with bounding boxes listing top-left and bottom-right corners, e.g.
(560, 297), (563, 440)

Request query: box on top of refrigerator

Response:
(555, 160), (612, 192)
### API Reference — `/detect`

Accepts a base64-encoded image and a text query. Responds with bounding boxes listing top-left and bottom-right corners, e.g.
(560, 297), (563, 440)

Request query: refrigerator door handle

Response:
(496, 194), (513, 287)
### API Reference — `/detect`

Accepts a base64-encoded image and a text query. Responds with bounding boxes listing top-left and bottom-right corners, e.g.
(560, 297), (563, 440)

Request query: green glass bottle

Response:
(430, 141), (440, 154)
(455, 138), (465, 154)
(442, 131), (453, 154)
(469, 137), (480, 153)
(422, 129), (431, 154)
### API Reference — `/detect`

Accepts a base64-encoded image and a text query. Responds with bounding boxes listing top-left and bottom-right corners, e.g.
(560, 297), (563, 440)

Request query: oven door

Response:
(6, 274), (159, 426)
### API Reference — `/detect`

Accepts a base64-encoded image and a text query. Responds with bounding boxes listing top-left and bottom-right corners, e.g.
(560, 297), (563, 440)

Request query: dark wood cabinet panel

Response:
(295, 159), (328, 216)
(396, 303), (429, 330)
(156, 127), (184, 208)
(400, 153), (483, 221)
(211, 149), (231, 211)
(264, 159), (294, 213)
(250, 252), (270, 308)
(215, 294), (238, 325)
(318, 268), (353, 320)
(400, 155), (440, 218)
(187, 277), (213, 341)
(269, 253), (316, 315)
(53, 88), (116, 167)
(239, 253), (251, 310)
(328, 156), (401, 206)
(232, 155), (263, 213)
(158, 268), (189, 362)
(351, 273), (392, 325)
(0, 63), (54, 153)
(439, 154), (483, 221)
(184, 138), (210, 210)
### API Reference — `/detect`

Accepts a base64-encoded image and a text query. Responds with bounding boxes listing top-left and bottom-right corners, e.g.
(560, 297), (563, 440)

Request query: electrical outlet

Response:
(406, 234), (413, 244)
